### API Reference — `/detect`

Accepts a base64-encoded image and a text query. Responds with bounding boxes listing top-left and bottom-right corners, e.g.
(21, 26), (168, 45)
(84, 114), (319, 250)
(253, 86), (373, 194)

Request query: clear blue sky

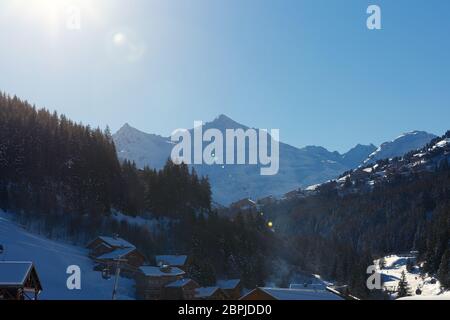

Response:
(0, 0), (449, 152)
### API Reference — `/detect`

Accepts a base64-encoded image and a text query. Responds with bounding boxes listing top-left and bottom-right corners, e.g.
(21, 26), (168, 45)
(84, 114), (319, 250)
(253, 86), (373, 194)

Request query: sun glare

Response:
(9, 0), (98, 31)
(113, 32), (126, 46)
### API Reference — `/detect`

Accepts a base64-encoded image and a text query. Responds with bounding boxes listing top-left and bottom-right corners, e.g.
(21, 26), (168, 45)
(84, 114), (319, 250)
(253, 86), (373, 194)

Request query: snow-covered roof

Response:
(242, 287), (344, 300)
(195, 287), (221, 298)
(155, 255), (188, 266)
(0, 261), (34, 286)
(165, 278), (196, 288)
(217, 279), (241, 290)
(97, 236), (135, 249)
(139, 266), (185, 277)
(289, 283), (326, 290)
(96, 247), (137, 260)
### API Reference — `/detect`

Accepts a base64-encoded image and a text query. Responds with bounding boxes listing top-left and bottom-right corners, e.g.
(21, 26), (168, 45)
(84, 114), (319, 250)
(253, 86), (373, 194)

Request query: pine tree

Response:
(437, 249), (450, 288)
(397, 271), (412, 298)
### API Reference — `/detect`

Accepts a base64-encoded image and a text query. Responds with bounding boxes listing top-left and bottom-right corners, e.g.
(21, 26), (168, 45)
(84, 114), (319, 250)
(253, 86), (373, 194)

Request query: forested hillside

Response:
(263, 136), (450, 294)
(0, 93), (211, 217)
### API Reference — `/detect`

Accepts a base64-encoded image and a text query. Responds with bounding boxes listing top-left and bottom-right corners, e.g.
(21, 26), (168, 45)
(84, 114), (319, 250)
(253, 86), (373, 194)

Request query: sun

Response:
(8, 0), (97, 31)
(113, 32), (127, 46)
(11, 0), (60, 28)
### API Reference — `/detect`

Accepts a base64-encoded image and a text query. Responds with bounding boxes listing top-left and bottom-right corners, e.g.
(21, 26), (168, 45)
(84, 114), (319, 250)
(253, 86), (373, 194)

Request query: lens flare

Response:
(7, 0), (98, 32)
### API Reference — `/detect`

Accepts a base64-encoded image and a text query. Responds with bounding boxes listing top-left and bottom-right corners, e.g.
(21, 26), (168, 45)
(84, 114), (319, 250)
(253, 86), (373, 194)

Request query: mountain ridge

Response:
(113, 115), (436, 204)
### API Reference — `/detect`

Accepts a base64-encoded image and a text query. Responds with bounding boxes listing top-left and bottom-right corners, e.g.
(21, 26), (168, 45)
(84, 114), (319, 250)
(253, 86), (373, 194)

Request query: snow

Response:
(363, 131), (436, 165)
(195, 287), (220, 298)
(113, 119), (365, 206)
(305, 184), (320, 191)
(248, 287), (344, 300)
(139, 266), (185, 277)
(435, 138), (450, 148)
(217, 279), (240, 290)
(0, 212), (135, 300)
(97, 236), (135, 249)
(337, 175), (350, 183)
(398, 291), (450, 300)
(166, 278), (194, 288)
(374, 254), (450, 300)
(413, 152), (427, 158)
(97, 247), (136, 260)
(289, 283), (327, 291)
(0, 261), (33, 285)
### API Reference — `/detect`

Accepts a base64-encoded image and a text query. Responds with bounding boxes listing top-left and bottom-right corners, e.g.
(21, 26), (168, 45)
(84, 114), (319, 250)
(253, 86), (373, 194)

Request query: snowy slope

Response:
(0, 212), (135, 300)
(341, 144), (377, 168)
(364, 131), (436, 165)
(114, 123), (175, 170)
(374, 254), (450, 300)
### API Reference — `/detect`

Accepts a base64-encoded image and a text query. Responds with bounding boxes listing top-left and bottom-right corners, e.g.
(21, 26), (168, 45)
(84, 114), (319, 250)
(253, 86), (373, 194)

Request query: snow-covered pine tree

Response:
(397, 270), (412, 298)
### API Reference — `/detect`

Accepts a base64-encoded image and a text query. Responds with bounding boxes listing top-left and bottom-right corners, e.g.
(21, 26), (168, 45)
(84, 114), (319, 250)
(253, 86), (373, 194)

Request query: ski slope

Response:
(375, 254), (450, 300)
(0, 212), (135, 300)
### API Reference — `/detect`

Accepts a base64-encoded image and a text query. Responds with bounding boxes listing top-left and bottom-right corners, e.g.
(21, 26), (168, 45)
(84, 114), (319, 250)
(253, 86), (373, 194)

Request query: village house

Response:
(289, 283), (327, 291)
(155, 254), (190, 271)
(230, 198), (257, 211)
(87, 235), (135, 258)
(0, 261), (42, 300)
(217, 279), (242, 300)
(240, 287), (345, 300)
(135, 265), (186, 300)
(87, 235), (146, 275)
(195, 287), (227, 300)
(162, 278), (199, 300)
(95, 247), (146, 275)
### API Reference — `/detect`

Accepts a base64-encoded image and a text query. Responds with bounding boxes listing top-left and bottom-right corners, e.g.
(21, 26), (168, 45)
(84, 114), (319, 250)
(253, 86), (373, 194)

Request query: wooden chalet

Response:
(155, 255), (189, 271)
(95, 247), (146, 275)
(240, 287), (345, 300)
(135, 265), (185, 300)
(162, 278), (199, 300)
(0, 262), (42, 300)
(217, 279), (242, 300)
(87, 235), (135, 258)
(87, 235), (145, 274)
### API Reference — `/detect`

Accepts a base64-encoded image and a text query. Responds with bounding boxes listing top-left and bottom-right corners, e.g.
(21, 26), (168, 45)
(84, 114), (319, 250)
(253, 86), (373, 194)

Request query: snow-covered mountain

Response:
(342, 144), (377, 168)
(114, 115), (377, 205)
(363, 131), (437, 165)
(112, 115), (435, 205)
(114, 123), (175, 170)
(325, 132), (450, 195)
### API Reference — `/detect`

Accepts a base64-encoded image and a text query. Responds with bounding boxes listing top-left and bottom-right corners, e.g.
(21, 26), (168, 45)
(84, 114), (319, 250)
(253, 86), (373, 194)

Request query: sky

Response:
(0, 0), (449, 153)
